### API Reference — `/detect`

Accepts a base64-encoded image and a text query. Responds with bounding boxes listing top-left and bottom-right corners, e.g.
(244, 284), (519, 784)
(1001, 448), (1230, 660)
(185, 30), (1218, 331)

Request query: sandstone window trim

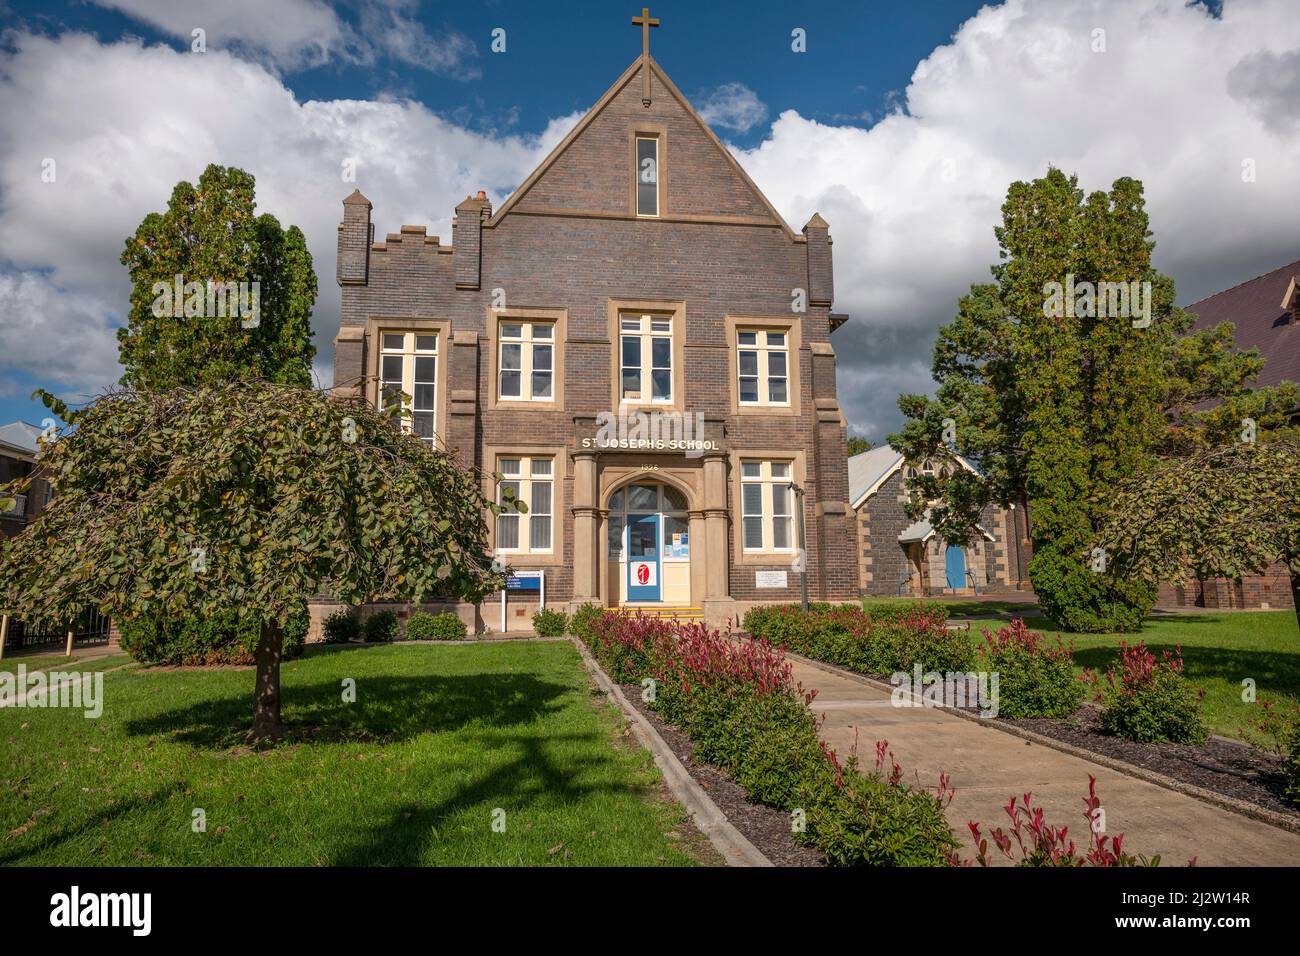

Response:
(628, 125), (668, 219)
(486, 307), (567, 412)
(607, 299), (686, 414)
(730, 449), (807, 567)
(484, 444), (568, 567)
(724, 315), (802, 417)
(367, 319), (451, 448)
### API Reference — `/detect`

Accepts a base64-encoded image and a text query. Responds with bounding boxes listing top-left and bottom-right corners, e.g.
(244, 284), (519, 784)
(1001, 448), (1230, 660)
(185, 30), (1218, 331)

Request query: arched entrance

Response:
(606, 480), (692, 606)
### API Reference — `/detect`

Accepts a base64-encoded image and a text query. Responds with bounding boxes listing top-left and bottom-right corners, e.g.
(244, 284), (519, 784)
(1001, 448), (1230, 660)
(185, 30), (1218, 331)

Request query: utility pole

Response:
(790, 482), (808, 612)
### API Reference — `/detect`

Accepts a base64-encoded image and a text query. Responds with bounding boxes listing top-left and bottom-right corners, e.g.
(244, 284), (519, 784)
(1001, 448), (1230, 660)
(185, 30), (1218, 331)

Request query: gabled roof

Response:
(897, 513), (994, 545)
(0, 421), (43, 457)
(848, 443), (981, 511)
(1186, 257), (1300, 392)
(488, 54), (798, 240)
(848, 445), (903, 508)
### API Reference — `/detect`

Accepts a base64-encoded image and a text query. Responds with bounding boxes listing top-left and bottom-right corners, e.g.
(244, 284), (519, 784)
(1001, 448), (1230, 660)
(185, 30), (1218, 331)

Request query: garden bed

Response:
(1004, 706), (1297, 820)
(618, 681), (825, 867)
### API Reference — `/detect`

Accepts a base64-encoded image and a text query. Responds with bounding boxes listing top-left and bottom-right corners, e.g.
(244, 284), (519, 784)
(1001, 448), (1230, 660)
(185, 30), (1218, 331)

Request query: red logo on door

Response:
(636, 563), (651, 585)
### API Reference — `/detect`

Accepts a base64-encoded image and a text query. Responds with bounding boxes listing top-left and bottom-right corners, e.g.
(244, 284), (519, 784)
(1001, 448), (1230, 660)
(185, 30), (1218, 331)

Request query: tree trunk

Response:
(248, 619), (285, 742)
(1291, 571), (1300, 636)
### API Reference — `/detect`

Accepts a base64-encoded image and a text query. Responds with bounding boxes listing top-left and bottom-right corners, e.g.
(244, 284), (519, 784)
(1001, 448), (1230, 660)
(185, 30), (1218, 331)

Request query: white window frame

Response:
(635, 135), (659, 218)
(379, 331), (437, 446)
(619, 313), (673, 405)
(497, 320), (555, 402)
(736, 328), (790, 407)
(740, 460), (795, 553)
(496, 455), (554, 555)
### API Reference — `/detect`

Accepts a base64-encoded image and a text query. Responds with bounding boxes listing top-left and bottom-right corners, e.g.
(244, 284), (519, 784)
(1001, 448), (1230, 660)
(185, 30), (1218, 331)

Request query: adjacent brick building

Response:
(1155, 257), (1299, 612)
(849, 445), (1032, 597)
(0, 421), (52, 539)
(330, 29), (856, 630)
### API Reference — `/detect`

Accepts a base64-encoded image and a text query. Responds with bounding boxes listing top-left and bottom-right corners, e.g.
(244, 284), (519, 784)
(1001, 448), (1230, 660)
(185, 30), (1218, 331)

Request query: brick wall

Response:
(333, 57), (857, 612)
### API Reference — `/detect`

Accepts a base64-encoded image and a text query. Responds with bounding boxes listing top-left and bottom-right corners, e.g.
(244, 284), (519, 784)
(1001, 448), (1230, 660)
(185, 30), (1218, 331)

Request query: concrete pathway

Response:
(791, 654), (1300, 866)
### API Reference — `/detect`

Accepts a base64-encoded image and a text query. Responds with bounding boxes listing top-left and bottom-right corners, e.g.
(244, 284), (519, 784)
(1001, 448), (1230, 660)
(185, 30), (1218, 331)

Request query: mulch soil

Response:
(1001, 706), (1297, 820)
(619, 683), (825, 866)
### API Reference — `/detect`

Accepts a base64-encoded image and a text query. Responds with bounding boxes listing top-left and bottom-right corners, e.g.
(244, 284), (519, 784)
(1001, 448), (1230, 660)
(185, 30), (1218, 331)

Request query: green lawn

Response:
(864, 596), (1041, 618)
(0, 652), (133, 676)
(0, 641), (707, 866)
(1019, 611), (1300, 747)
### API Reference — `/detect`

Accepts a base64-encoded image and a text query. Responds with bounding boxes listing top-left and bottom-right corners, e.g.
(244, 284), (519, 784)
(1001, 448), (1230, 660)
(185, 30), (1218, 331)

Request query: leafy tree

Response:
(891, 168), (1297, 632)
(0, 382), (512, 740)
(846, 435), (873, 457)
(118, 164), (317, 390)
(1097, 439), (1300, 633)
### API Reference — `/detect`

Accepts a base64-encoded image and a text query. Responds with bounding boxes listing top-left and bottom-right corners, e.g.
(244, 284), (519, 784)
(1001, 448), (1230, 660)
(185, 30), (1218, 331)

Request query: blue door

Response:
(627, 513), (661, 602)
(944, 545), (966, 591)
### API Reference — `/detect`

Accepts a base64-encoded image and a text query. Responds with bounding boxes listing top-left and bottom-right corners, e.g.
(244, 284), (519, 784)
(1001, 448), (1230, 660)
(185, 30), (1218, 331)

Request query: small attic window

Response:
(636, 136), (659, 217)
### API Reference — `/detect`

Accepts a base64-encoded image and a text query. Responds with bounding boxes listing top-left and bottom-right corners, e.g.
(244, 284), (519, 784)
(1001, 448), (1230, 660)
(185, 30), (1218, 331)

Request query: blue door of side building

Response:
(627, 513), (661, 602)
(945, 545), (966, 591)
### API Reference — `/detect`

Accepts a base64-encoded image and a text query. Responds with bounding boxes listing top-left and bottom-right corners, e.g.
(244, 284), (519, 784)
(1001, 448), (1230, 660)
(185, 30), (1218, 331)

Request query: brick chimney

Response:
(453, 192), (492, 291)
(803, 212), (833, 308)
(337, 189), (373, 286)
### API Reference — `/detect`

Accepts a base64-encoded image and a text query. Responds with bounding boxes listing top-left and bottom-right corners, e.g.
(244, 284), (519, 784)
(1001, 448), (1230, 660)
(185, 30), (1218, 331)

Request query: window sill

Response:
(737, 550), (799, 566)
(492, 399), (562, 412)
(734, 403), (800, 417)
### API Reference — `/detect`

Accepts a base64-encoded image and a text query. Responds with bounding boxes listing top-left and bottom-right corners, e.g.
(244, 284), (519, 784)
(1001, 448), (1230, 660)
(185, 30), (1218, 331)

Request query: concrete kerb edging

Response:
(570, 636), (774, 867)
(781, 647), (1300, 838)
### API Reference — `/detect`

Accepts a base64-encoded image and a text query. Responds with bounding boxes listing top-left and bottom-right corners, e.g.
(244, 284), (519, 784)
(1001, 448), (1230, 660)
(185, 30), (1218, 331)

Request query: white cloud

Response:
(695, 82), (768, 134)
(3, 0), (1300, 442)
(736, 0), (1300, 440)
(0, 272), (122, 401)
(0, 31), (578, 398)
(91, 0), (479, 76)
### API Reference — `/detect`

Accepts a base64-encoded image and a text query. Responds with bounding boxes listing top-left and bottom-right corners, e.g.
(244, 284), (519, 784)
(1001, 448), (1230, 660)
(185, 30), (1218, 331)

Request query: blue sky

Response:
(0, 0), (1294, 440)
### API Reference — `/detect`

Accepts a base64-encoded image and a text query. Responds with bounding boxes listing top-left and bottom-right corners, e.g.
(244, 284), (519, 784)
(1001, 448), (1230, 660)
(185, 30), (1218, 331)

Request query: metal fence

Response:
(6, 607), (111, 650)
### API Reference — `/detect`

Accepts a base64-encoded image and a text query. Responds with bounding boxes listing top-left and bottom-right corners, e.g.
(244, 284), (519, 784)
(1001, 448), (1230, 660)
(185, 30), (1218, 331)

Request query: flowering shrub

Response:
(1084, 642), (1206, 744)
(1249, 697), (1300, 807)
(801, 739), (958, 867)
(967, 775), (1180, 866)
(743, 603), (975, 675)
(861, 598), (942, 625)
(977, 619), (1082, 719)
(582, 612), (958, 866)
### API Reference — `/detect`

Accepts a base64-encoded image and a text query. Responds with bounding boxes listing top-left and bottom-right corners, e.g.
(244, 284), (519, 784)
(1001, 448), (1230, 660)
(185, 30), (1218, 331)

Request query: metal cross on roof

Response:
(631, 7), (660, 105)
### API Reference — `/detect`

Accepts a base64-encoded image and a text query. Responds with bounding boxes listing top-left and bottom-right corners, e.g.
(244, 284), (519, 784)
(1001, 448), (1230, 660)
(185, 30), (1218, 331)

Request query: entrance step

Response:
(611, 605), (704, 623)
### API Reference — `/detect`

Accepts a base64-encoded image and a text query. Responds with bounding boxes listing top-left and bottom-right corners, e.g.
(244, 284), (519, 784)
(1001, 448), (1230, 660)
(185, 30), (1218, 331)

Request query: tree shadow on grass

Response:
(0, 781), (189, 866)
(1071, 642), (1300, 696)
(123, 673), (574, 749)
(327, 728), (657, 866)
